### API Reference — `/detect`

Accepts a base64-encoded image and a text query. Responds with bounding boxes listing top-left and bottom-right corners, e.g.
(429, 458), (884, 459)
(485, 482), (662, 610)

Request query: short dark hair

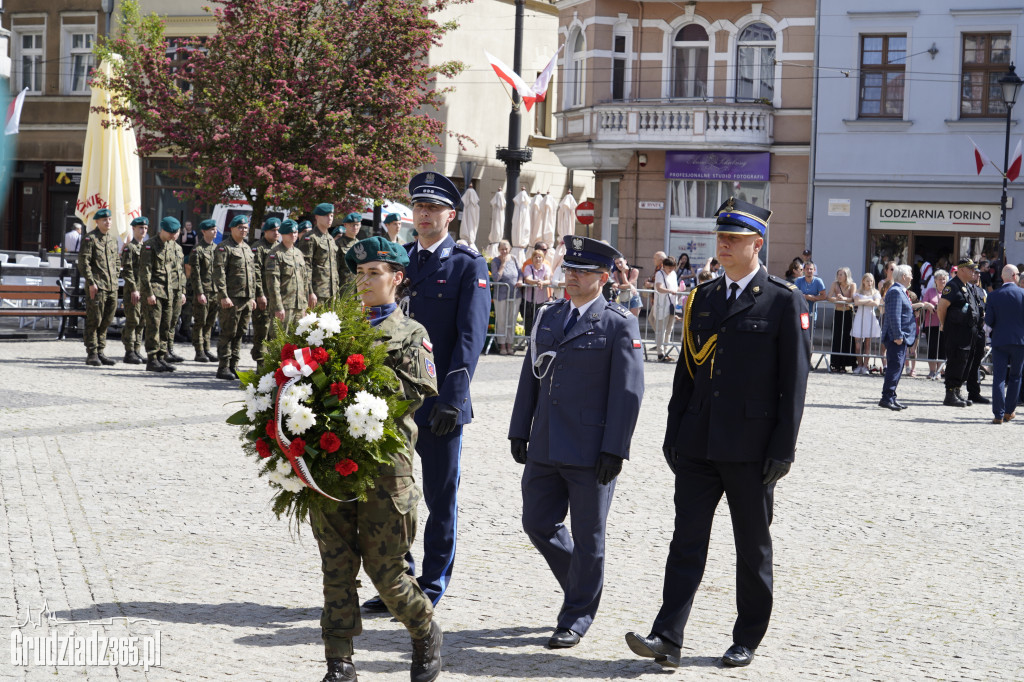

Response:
(662, 257), (676, 268)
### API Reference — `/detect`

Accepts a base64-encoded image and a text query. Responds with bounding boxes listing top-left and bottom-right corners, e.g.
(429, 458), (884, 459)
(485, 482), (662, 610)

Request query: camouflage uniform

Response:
(165, 252), (186, 358)
(335, 234), (358, 288)
(139, 236), (185, 360)
(212, 237), (256, 373)
(120, 236), (145, 356)
(311, 307), (438, 659)
(301, 230), (340, 302)
(79, 228), (120, 358)
(189, 240), (218, 356)
(264, 242), (309, 332)
(250, 235), (276, 361)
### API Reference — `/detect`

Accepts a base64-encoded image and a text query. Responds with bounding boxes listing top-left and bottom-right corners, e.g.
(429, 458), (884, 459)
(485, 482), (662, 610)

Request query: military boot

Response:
(194, 349), (210, 362)
(321, 657), (357, 682)
(410, 621), (443, 682)
(958, 388), (972, 406)
(967, 392), (990, 405)
(204, 349), (218, 362)
(216, 360), (235, 381)
(146, 356), (170, 373)
(229, 359), (239, 379)
(97, 352), (117, 366)
(85, 353), (102, 367)
(157, 353), (177, 372)
(165, 350), (185, 363)
(124, 351), (142, 365)
(943, 389), (967, 407)
(134, 348), (146, 363)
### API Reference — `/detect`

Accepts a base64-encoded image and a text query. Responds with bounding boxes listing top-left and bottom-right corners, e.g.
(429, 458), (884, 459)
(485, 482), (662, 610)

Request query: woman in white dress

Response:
(850, 272), (882, 374)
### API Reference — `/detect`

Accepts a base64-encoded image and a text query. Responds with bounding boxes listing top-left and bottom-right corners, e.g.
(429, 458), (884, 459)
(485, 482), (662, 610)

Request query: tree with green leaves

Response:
(94, 0), (465, 226)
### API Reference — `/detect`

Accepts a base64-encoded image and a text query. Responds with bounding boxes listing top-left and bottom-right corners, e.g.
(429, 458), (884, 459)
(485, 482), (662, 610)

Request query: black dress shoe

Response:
(322, 656), (357, 682)
(722, 643), (755, 667)
(891, 399), (909, 410)
(877, 399), (901, 411)
(625, 631), (680, 668)
(968, 394), (990, 405)
(547, 628), (581, 649)
(361, 595), (389, 613)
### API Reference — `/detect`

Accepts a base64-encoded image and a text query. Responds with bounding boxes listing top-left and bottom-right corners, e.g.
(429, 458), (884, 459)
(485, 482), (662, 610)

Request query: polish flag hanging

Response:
(485, 45), (564, 112)
(532, 44), (565, 103)
(5, 88), (28, 136)
(1008, 139), (1023, 182)
(969, 137), (992, 175)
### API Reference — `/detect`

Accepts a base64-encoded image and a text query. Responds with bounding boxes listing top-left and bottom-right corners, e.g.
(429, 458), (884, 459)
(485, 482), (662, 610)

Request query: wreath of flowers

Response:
(227, 293), (411, 525)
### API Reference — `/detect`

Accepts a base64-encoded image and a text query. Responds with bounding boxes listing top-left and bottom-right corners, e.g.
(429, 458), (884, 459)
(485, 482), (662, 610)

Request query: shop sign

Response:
(869, 201), (999, 233)
(664, 151), (770, 182)
(828, 199), (850, 217)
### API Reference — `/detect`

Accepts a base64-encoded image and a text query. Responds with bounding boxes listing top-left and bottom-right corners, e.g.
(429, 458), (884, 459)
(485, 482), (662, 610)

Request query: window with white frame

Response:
(566, 30), (585, 108)
(736, 23), (776, 102)
(17, 30), (44, 93)
(670, 180), (768, 218)
(672, 24), (709, 99)
(67, 30), (95, 94)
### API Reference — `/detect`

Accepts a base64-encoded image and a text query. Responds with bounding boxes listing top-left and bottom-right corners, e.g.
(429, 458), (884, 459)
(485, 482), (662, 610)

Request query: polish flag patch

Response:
(632, 339), (642, 349)
(800, 312), (810, 330)
(422, 339), (433, 353)
(477, 279), (488, 288)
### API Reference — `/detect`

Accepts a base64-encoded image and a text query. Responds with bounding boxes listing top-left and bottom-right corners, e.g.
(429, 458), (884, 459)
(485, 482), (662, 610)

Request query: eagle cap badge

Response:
(725, 197), (735, 211)
(572, 237), (584, 250)
(425, 173), (435, 184)
(353, 243), (366, 260)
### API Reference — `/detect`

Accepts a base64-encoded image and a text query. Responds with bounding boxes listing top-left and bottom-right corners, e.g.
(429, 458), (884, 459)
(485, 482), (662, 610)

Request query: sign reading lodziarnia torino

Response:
(869, 201), (999, 233)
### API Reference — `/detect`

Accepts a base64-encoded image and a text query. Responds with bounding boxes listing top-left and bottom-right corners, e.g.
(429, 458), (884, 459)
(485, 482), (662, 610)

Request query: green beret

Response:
(344, 212), (362, 224)
(329, 225), (342, 237)
(199, 219), (217, 231)
(263, 217), (281, 230)
(279, 219), (298, 234)
(298, 220), (313, 231)
(383, 213), (400, 224)
(160, 216), (181, 233)
(130, 216), (149, 227)
(229, 214), (250, 228)
(345, 236), (410, 273)
(313, 203), (335, 216)
(94, 209), (112, 219)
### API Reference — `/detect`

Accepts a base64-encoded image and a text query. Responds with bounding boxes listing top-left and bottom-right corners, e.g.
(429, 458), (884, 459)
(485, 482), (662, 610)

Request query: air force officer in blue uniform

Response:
(509, 236), (644, 650)
(984, 264), (1024, 423)
(363, 172), (490, 611)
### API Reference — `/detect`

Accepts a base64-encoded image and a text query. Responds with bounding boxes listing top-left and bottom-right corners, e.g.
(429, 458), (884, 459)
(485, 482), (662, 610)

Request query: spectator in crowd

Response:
(905, 290), (925, 377)
(796, 248), (812, 265)
(697, 256), (721, 280)
(879, 264), (916, 410)
(877, 260), (897, 370)
(675, 253), (695, 289)
(986, 264), (1024, 423)
(522, 241), (552, 333)
(644, 251), (666, 289)
(179, 220), (197, 260)
(827, 267), (857, 373)
(611, 255), (642, 316)
(795, 261), (826, 319)
(851, 272), (881, 375)
(978, 259), (993, 291)
(785, 259), (803, 283)
(653, 257), (679, 362)
(490, 239), (522, 355)
(696, 270), (714, 284)
(63, 222), (84, 253)
(920, 269), (949, 380)
(918, 256), (935, 294)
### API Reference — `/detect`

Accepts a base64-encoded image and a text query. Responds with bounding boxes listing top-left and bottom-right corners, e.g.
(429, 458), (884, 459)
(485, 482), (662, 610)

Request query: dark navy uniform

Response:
(985, 278), (1024, 420)
(509, 274), (644, 639)
(965, 282), (987, 401)
(942, 271), (982, 395)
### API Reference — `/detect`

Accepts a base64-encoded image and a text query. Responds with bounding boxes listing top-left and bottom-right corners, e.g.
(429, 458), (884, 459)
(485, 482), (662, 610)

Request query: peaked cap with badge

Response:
(409, 171), (462, 209)
(562, 235), (620, 271)
(714, 197), (771, 237)
(345, 236), (410, 273)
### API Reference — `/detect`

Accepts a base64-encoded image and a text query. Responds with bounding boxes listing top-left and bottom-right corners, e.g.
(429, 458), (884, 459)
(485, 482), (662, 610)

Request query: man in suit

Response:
(879, 264), (917, 410)
(508, 236), (644, 650)
(985, 264), (1024, 424)
(362, 171), (491, 611)
(625, 197), (810, 669)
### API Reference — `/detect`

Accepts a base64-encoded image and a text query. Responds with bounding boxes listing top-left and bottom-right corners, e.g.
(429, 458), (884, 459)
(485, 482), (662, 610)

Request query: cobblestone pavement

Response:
(1, 340), (1022, 681)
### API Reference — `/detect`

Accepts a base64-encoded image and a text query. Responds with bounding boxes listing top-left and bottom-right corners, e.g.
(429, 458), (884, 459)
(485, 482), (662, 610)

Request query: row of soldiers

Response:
(78, 203), (385, 377)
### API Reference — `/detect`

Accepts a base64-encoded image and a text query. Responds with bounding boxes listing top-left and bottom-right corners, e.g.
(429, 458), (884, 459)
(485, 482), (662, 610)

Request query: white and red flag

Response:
(5, 88), (28, 136)
(485, 45), (564, 112)
(970, 137), (993, 175)
(1008, 139), (1023, 182)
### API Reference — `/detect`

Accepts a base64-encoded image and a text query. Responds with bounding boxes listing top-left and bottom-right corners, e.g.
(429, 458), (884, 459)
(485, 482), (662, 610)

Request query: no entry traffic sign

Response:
(575, 200), (594, 225)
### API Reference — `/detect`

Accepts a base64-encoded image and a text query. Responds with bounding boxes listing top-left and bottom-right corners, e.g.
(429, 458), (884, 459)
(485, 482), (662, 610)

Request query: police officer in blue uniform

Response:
(362, 171), (491, 611)
(626, 198), (810, 670)
(508, 236), (644, 649)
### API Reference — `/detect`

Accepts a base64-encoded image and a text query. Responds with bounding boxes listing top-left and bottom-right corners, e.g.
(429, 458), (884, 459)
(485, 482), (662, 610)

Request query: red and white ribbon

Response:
(281, 346), (320, 379)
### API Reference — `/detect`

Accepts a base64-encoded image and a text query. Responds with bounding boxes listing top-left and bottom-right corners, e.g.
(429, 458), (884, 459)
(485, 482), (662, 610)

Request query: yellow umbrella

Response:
(75, 56), (142, 242)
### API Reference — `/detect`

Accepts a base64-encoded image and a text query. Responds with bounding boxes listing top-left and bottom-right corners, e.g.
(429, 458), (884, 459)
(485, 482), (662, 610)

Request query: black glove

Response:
(510, 438), (528, 465)
(596, 452), (623, 485)
(662, 445), (679, 474)
(428, 402), (459, 436)
(762, 459), (791, 485)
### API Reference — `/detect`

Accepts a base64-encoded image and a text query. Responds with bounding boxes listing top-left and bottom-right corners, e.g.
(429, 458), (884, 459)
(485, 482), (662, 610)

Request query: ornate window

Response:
(736, 23), (775, 102)
(672, 25), (708, 99)
(566, 30), (585, 108)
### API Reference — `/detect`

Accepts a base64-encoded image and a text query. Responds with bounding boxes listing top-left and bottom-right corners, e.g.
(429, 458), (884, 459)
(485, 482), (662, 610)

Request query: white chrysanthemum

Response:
(365, 421), (385, 442)
(318, 311), (342, 336)
(296, 312), (318, 336)
(280, 395), (299, 416)
(347, 419), (367, 439)
(306, 328), (326, 347)
(254, 394), (273, 412)
(287, 405), (316, 434)
(244, 384), (258, 399)
(266, 470), (283, 487)
(279, 475), (305, 493)
(275, 459), (292, 475)
(345, 403), (369, 421)
(245, 405), (260, 421)
(287, 383), (313, 402)
(257, 373), (277, 394)
(365, 396), (388, 419)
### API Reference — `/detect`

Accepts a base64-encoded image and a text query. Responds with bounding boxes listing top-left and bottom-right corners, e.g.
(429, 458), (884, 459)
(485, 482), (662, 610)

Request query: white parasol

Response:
(512, 189), (532, 263)
(460, 187), (480, 247)
(487, 190), (505, 257)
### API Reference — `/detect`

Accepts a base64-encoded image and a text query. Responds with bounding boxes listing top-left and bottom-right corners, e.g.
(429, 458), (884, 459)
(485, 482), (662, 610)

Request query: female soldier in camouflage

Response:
(312, 236), (442, 682)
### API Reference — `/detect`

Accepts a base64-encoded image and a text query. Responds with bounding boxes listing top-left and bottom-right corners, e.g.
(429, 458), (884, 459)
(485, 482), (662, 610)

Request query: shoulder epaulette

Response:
(768, 274), (797, 291)
(454, 243), (482, 258)
(695, 277), (716, 289)
(607, 302), (629, 317)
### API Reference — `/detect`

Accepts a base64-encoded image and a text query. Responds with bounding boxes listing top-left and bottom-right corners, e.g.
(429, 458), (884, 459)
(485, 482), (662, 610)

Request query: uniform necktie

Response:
(418, 248), (431, 269)
(727, 282), (739, 308)
(563, 308), (580, 335)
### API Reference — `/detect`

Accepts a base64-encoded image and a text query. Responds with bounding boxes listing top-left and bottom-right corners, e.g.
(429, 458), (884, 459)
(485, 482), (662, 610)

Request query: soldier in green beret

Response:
(334, 212), (362, 286)
(265, 219), (309, 332)
(140, 217), (187, 372)
(251, 217), (280, 364)
(79, 208), (121, 366)
(300, 202), (340, 307)
(312, 235), (442, 682)
(163, 219), (188, 364)
(384, 212), (402, 243)
(213, 214), (256, 380)
(189, 219), (219, 362)
(119, 216), (149, 364)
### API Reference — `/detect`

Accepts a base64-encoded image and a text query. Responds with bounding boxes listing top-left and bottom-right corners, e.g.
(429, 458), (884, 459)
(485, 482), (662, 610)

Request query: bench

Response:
(0, 281), (85, 339)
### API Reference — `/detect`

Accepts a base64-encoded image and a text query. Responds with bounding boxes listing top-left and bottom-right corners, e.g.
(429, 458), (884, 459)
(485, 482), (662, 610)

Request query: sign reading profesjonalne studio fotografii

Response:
(664, 151), (770, 181)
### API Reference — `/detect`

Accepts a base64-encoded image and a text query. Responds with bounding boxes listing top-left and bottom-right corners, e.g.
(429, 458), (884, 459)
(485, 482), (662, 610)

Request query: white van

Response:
(210, 190), (288, 242)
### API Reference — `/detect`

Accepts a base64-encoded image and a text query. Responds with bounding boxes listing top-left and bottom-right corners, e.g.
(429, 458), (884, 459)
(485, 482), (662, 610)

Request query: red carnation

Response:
(274, 367), (287, 386)
(335, 458), (359, 476)
(346, 354), (366, 375)
(255, 437), (272, 459)
(265, 421), (276, 439)
(330, 382), (349, 400)
(320, 432), (341, 453)
(311, 347), (329, 364)
(281, 343), (298, 362)
(288, 438), (306, 458)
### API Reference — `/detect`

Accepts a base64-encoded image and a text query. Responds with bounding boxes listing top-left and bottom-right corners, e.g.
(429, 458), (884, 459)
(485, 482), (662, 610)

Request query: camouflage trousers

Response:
(251, 306), (271, 361)
(192, 298), (216, 352)
(143, 296), (174, 358)
(165, 289), (183, 354)
(310, 476), (433, 659)
(216, 298), (252, 366)
(84, 290), (117, 355)
(122, 295), (143, 353)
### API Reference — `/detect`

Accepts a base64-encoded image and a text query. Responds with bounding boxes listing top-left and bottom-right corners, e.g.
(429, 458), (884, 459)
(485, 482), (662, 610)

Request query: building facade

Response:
(811, 1), (1024, 286)
(549, 0), (815, 275)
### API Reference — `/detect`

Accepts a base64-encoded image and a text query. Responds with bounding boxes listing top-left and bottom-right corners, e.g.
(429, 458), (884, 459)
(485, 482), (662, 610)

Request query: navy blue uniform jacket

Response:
(985, 282), (1024, 347)
(405, 235), (491, 424)
(509, 296), (645, 466)
(665, 269), (810, 464)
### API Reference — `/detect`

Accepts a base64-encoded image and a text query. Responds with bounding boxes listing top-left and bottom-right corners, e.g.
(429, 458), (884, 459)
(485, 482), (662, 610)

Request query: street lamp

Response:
(998, 63), (1022, 261)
